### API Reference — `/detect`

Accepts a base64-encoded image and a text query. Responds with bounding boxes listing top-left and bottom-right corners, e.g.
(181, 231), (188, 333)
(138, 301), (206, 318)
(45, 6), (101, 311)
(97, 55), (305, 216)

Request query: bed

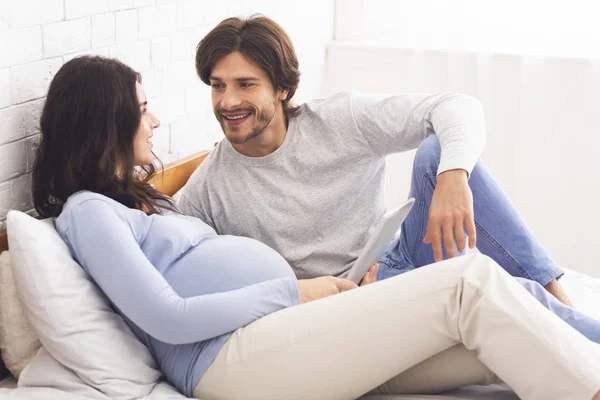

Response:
(0, 151), (598, 400)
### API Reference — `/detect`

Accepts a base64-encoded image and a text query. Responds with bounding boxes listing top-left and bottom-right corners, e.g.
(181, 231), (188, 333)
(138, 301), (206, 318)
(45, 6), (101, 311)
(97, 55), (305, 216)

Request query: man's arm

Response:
(350, 92), (486, 177)
(351, 92), (486, 261)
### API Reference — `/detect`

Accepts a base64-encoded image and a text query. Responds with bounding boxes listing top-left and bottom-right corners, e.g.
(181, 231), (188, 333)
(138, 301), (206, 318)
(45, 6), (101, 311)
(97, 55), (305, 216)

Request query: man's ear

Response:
(279, 89), (289, 101)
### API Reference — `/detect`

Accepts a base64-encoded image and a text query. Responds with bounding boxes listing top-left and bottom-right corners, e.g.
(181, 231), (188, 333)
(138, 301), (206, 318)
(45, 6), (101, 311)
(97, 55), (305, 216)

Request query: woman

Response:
(33, 56), (600, 400)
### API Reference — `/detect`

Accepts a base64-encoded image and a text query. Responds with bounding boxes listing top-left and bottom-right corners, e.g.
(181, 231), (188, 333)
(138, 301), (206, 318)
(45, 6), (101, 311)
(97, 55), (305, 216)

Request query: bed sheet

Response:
(0, 380), (186, 400)
(0, 377), (518, 400)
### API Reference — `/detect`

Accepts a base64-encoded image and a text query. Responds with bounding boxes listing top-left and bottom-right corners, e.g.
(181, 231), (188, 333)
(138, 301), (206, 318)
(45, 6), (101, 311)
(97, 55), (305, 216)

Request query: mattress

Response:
(0, 268), (597, 400)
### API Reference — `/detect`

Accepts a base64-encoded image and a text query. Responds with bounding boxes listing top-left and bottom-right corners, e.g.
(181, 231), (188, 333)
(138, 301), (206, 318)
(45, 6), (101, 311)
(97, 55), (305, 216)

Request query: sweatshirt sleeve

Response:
(59, 198), (299, 345)
(350, 92), (486, 177)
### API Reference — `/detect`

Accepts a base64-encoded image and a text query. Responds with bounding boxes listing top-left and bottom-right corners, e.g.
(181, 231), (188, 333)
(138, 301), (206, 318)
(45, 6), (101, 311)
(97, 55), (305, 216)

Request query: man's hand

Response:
(296, 276), (358, 304)
(359, 263), (379, 286)
(423, 169), (476, 262)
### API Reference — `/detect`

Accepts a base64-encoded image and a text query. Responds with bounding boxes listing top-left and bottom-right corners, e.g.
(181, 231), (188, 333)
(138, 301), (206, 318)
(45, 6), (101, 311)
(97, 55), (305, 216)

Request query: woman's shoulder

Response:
(63, 190), (124, 212)
(58, 191), (132, 231)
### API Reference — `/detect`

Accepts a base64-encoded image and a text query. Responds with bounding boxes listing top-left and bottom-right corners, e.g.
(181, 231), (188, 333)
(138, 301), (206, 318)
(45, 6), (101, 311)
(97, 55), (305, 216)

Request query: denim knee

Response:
(514, 277), (552, 307)
(413, 135), (441, 176)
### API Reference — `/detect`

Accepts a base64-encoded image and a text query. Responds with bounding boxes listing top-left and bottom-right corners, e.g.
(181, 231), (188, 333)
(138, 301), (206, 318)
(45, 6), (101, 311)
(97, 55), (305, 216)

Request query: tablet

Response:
(346, 198), (415, 284)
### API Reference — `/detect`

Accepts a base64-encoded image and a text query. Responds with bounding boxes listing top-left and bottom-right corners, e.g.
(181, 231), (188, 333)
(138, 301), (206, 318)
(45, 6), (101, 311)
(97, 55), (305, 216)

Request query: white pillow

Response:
(0, 250), (41, 378)
(19, 347), (187, 400)
(19, 348), (187, 400)
(6, 211), (162, 399)
(19, 347), (110, 400)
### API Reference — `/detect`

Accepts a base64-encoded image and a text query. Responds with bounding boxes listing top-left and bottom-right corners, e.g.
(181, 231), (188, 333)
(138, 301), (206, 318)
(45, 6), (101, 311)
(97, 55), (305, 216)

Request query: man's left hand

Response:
(423, 169), (476, 262)
(359, 263), (379, 286)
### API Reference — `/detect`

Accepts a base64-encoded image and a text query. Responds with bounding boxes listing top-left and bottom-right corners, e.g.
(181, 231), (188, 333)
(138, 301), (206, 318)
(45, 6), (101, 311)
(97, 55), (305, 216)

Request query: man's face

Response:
(209, 51), (288, 146)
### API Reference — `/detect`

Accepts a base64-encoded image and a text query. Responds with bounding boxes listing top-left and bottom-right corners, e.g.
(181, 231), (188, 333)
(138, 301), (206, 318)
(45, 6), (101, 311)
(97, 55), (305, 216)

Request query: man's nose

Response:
(221, 88), (242, 110)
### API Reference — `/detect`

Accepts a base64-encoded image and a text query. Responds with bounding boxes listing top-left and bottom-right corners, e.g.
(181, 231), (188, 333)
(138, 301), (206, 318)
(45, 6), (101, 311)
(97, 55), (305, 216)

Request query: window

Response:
(335, 0), (600, 58)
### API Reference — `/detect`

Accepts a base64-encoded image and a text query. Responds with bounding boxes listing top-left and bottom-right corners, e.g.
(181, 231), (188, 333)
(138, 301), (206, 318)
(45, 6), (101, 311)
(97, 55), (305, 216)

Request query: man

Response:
(180, 14), (574, 299)
(178, 13), (600, 394)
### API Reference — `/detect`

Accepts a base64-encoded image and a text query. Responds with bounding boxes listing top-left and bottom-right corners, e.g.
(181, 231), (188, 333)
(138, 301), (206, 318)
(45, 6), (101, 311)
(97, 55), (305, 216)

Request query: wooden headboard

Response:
(0, 150), (210, 253)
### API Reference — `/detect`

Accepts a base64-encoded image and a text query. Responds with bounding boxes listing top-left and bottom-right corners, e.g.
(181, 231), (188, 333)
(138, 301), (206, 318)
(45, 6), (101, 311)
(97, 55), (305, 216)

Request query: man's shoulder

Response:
(292, 92), (360, 133)
(182, 142), (229, 193)
(184, 153), (212, 190)
(302, 91), (356, 114)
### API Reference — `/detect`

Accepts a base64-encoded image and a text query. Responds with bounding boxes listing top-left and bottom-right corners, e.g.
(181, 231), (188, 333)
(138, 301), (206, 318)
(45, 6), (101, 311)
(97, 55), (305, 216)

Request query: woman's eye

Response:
(211, 84), (222, 89)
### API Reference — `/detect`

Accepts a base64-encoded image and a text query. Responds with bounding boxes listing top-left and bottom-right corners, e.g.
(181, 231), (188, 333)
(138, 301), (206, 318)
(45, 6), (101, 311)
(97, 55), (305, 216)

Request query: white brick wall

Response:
(11, 58), (63, 103)
(5, 0), (64, 29)
(115, 9), (138, 44)
(0, 140), (28, 182)
(138, 3), (177, 39)
(65, 0), (109, 20)
(150, 34), (172, 67)
(91, 13), (116, 48)
(0, 68), (10, 108)
(43, 18), (93, 57)
(0, 26), (44, 67)
(0, 0), (334, 228)
(109, 0), (135, 12)
(109, 40), (151, 71)
(0, 99), (45, 144)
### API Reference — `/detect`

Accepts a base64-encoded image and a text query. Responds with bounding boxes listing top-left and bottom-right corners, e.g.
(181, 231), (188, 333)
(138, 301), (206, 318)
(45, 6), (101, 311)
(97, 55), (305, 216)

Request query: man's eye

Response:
(211, 83), (222, 89)
(241, 83), (254, 88)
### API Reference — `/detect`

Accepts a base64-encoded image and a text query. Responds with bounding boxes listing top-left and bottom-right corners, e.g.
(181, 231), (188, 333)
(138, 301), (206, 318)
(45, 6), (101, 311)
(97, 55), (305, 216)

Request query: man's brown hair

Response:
(195, 15), (301, 118)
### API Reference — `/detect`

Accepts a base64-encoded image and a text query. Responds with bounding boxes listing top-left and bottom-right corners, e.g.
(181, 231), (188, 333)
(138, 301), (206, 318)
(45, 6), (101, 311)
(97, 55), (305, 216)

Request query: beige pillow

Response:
(0, 250), (42, 378)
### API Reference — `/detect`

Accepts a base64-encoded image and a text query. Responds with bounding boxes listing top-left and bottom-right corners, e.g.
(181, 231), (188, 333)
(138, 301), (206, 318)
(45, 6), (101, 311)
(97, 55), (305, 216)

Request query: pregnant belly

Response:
(165, 235), (297, 298)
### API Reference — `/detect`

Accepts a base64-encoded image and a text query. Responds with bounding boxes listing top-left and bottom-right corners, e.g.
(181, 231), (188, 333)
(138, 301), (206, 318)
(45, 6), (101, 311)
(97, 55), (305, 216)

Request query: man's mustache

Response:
(215, 107), (255, 116)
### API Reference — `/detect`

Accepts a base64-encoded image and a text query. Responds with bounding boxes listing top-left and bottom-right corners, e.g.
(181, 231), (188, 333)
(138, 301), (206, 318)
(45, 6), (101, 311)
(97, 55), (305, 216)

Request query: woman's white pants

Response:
(194, 254), (600, 400)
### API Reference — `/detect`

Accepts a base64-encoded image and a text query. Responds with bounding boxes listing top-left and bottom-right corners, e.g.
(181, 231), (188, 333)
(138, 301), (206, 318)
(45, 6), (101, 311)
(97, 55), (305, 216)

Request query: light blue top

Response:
(55, 191), (300, 396)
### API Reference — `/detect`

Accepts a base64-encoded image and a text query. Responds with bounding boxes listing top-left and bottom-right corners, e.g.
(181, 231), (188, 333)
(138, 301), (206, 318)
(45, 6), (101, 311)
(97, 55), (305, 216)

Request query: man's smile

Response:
(222, 112), (253, 126)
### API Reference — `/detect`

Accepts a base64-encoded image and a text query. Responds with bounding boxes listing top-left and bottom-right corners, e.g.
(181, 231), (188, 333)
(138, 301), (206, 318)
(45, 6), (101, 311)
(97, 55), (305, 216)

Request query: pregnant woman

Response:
(33, 55), (600, 400)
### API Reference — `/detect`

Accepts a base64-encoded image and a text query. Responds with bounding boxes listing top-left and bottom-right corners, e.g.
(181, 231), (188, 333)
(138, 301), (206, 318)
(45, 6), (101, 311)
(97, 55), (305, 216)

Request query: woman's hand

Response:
(296, 276), (358, 304)
(359, 263), (379, 286)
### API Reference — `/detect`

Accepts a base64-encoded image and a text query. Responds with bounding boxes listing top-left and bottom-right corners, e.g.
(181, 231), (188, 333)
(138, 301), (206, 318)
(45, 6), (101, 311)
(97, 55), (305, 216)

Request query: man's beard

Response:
(215, 101), (277, 145)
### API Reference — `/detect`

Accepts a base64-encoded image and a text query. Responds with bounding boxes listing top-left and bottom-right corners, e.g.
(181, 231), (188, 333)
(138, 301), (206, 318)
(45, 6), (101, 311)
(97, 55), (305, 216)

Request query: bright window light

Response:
(339, 0), (600, 58)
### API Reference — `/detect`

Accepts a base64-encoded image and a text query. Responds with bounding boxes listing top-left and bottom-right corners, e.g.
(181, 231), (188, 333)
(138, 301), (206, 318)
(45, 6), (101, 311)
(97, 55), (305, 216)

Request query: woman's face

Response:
(133, 82), (160, 166)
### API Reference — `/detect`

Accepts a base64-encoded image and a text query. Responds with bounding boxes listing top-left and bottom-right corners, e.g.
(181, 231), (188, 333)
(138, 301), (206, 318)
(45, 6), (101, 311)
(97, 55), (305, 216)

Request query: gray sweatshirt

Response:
(179, 91), (486, 279)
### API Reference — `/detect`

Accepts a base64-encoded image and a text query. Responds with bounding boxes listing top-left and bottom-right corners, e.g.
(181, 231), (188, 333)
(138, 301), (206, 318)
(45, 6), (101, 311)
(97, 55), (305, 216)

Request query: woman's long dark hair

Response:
(33, 56), (175, 218)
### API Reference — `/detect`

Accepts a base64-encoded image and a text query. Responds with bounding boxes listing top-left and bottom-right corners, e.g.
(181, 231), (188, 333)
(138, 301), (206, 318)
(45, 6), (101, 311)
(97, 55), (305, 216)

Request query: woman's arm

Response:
(59, 198), (299, 345)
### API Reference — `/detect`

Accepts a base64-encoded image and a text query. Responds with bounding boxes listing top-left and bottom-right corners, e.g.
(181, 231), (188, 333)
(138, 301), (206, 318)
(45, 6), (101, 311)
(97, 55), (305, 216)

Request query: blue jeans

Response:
(379, 134), (600, 344)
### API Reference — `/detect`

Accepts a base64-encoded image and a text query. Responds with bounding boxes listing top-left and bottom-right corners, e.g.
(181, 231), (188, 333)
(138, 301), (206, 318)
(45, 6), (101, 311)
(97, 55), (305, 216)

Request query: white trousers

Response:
(193, 254), (600, 400)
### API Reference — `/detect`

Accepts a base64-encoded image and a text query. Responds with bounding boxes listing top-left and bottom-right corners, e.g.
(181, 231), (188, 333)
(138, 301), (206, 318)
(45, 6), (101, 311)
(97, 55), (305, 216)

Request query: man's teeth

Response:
(147, 137), (153, 143)
(226, 113), (250, 120)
